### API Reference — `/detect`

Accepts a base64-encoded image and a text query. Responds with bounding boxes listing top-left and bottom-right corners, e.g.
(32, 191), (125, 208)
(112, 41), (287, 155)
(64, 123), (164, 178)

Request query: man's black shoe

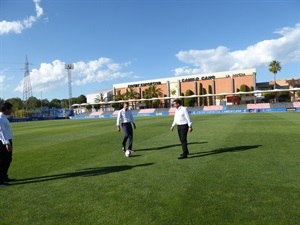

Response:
(178, 155), (187, 159)
(6, 178), (16, 182)
(0, 181), (10, 186)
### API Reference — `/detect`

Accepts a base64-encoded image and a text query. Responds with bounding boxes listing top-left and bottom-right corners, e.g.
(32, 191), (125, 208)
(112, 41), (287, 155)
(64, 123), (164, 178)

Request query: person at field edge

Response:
(0, 102), (14, 186)
(116, 102), (136, 152)
(170, 99), (193, 159)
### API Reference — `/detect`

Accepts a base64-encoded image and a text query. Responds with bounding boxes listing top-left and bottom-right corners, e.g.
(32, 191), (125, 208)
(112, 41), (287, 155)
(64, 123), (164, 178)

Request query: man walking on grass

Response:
(0, 102), (14, 186)
(170, 99), (193, 159)
(116, 102), (136, 153)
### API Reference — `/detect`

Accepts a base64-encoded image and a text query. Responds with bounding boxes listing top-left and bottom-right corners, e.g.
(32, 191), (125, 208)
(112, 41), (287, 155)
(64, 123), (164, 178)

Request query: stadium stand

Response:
(154, 108), (170, 113)
(101, 111), (114, 115)
(75, 112), (91, 116)
(139, 108), (156, 113)
(247, 103), (270, 109)
(203, 105), (223, 111)
(69, 101), (300, 119)
(131, 110), (140, 114)
(190, 106), (204, 111)
(292, 102), (300, 107)
(168, 107), (176, 115)
(89, 111), (104, 116)
(270, 102), (293, 108)
(226, 104), (247, 110)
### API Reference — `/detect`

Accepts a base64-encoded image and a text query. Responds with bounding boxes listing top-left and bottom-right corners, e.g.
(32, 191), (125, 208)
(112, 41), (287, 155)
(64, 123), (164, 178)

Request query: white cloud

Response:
(14, 58), (133, 93)
(0, 73), (11, 96)
(174, 23), (300, 76)
(73, 58), (132, 85)
(0, 75), (5, 84)
(0, 0), (44, 35)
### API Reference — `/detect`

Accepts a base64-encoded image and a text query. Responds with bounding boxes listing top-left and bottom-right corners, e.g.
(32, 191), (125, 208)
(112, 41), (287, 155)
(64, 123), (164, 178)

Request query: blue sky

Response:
(0, 0), (299, 101)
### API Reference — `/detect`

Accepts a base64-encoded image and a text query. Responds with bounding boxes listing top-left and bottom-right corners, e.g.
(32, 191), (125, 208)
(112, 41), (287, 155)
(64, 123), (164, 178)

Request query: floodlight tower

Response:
(23, 55), (33, 115)
(65, 63), (74, 110)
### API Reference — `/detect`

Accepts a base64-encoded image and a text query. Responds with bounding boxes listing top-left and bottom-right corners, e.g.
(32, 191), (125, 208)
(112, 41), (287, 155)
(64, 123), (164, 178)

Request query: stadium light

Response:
(65, 63), (74, 110)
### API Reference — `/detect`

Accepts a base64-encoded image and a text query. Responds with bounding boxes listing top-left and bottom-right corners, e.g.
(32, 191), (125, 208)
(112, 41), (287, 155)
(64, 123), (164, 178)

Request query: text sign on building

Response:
(128, 81), (162, 88)
(227, 96), (240, 103)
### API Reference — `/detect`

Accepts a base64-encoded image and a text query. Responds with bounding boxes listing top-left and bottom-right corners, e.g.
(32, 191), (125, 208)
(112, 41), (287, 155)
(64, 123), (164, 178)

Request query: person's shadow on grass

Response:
(11, 163), (154, 185)
(188, 145), (262, 158)
(135, 141), (207, 151)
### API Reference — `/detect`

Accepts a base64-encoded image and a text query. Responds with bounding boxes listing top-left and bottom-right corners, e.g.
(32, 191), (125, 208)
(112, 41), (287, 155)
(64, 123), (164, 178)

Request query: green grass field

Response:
(1, 113), (299, 225)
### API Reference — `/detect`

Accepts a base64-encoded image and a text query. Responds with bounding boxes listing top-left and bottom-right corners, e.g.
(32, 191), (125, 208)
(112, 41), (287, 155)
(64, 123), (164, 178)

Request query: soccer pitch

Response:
(1, 113), (299, 225)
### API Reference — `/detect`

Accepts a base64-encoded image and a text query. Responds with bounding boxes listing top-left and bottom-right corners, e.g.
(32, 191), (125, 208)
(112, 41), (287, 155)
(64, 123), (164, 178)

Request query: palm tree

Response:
(126, 88), (139, 100)
(144, 84), (163, 108)
(94, 93), (108, 111)
(94, 93), (106, 103)
(145, 84), (163, 98)
(269, 60), (281, 103)
(113, 90), (126, 101)
(125, 88), (139, 108)
(268, 60), (281, 90)
(112, 90), (127, 109)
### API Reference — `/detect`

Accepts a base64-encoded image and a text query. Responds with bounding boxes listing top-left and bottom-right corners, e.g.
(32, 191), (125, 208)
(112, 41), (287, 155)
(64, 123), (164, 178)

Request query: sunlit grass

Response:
(0, 113), (299, 225)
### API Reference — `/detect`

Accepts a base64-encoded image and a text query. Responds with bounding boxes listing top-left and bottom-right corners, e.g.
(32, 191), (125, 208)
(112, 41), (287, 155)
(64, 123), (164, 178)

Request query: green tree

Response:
(184, 89), (195, 107)
(144, 84), (163, 98)
(239, 84), (251, 103)
(112, 90), (126, 109)
(208, 85), (213, 105)
(268, 60), (281, 90)
(27, 96), (40, 110)
(61, 99), (69, 108)
(94, 93), (106, 103)
(126, 88), (139, 100)
(5, 98), (24, 117)
(263, 92), (276, 102)
(240, 84), (250, 92)
(199, 83), (203, 106)
(94, 93), (106, 110)
(125, 88), (139, 108)
(6, 98), (23, 110)
(203, 88), (208, 106)
(278, 91), (290, 102)
(42, 98), (50, 108)
(114, 90), (126, 101)
(50, 98), (62, 108)
(75, 95), (87, 104)
(144, 84), (163, 108)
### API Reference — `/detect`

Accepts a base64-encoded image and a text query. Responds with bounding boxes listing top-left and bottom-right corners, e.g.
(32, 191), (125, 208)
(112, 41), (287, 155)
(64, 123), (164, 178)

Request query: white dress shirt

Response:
(171, 106), (192, 127)
(116, 108), (134, 126)
(0, 112), (13, 145)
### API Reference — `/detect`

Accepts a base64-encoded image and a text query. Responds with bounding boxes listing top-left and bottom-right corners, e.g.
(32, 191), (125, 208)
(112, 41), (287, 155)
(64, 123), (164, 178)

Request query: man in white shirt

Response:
(0, 102), (14, 186)
(116, 102), (136, 153)
(170, 99), (193, 159)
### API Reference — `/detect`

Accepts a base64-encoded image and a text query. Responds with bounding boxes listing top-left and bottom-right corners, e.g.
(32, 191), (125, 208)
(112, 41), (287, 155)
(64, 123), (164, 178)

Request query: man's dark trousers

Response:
(177, 124), (189, 156)
(122, 123), (133, 150)
(0, 142), (12, 183)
